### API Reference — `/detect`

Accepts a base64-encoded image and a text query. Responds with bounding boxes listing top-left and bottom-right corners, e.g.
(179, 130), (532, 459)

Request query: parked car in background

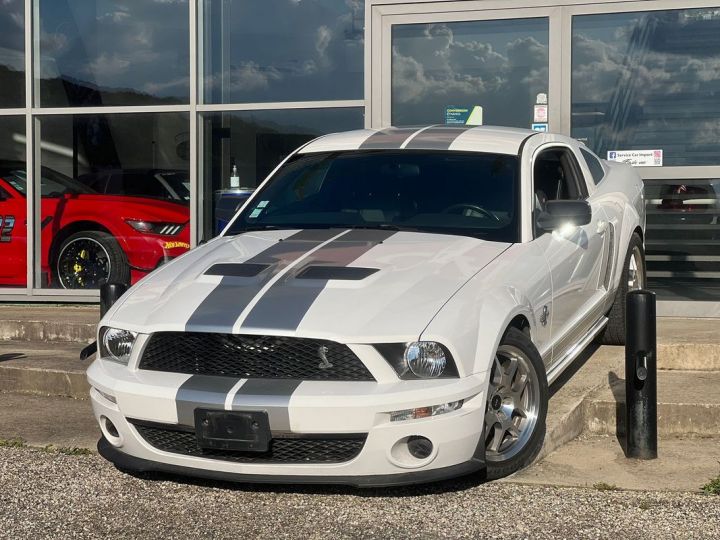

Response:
(77, 169), (190, 204)
(89, 126), (645, 486)
(0, 161), (190, 289)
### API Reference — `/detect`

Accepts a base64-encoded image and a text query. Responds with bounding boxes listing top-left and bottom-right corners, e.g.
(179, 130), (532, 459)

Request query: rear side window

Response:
(580, 148), (605, 185)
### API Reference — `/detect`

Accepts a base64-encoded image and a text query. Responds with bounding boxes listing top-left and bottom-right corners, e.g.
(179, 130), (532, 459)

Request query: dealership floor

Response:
(1, 308), (720, 538)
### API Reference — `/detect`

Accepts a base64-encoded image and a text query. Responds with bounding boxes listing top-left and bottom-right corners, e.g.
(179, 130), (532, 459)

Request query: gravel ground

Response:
(1, 447), (718, 540)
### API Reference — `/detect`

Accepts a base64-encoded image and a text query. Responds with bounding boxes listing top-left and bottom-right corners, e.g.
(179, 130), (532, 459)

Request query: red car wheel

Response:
(55, 231), (130, 289)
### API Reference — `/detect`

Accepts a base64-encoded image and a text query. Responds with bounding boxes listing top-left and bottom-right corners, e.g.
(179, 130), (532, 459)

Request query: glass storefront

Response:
(0, 0), (24, 108)
(202, 0), (364, 104)
(200, 108), (364, 239)
(571, 8), (720, 304)
(36, 0), (189, 107)
(0, 116), (26, 287)
(1, 0), (719, 313)
(35, 113), (190, 289)
(391, 17), (549, 128)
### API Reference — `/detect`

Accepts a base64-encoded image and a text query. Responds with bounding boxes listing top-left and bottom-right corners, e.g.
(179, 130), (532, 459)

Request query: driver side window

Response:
(534, 148), (586, 206)
(533, 147), (588, 236)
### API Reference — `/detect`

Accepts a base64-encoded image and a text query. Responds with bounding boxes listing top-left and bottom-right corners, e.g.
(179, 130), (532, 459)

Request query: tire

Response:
(484, 327), (548, 480)
(54, 230), (130, 289)
(598, 232), (646, 346)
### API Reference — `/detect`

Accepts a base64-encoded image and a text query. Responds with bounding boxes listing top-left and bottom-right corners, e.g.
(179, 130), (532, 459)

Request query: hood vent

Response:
(205, 263), (270, 277)
(295, 266), (378, 281)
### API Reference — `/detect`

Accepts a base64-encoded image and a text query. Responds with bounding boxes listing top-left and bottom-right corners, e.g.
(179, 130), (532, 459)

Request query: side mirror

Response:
(536, 200), (592, 231)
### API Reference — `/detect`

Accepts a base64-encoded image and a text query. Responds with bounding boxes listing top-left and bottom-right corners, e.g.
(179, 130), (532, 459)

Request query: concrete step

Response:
(0, 305), (99, 343)
(584, 370), (720, 437)
(510, 433), (720, 492)
(0, 341), (90, 399)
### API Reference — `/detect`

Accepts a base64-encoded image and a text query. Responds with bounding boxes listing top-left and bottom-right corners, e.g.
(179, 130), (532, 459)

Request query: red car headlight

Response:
(125, 219), (185, 236)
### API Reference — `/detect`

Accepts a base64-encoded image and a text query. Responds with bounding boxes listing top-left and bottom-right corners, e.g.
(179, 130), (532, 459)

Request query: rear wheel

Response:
(484, 327), (548, 480)
(55, 231), (130, 289)
(598, 232), (646, 346)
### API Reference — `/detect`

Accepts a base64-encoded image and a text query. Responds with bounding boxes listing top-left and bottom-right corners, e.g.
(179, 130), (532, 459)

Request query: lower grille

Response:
(131, 421), (366, 464)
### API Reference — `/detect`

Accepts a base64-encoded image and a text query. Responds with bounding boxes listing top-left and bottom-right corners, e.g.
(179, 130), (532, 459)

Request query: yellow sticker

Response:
(164, 241), (190, 250)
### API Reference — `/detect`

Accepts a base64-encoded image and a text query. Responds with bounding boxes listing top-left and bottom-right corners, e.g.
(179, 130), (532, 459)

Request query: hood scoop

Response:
(205, 263), (271, 277)
(295, 266), (379, 281)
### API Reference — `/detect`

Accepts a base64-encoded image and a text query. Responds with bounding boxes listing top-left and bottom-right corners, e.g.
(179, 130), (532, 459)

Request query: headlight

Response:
(125, 219), (185, 236)
(375, 341), (459, 379)
(99, 327), (137, 364)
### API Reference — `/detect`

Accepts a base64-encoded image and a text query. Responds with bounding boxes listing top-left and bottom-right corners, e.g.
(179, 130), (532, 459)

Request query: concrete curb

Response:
(0, 366), (90, 399)
(0, 320), (96, 343)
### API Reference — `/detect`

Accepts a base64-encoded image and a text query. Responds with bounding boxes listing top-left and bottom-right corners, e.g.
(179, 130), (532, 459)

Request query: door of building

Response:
(370, 5), (562, 132)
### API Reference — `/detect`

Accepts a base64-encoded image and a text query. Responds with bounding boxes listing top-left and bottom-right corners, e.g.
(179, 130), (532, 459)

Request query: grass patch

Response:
(593, 482), (618, 491)
(0, 437), (27, 448)
(702, 475), (720, 495)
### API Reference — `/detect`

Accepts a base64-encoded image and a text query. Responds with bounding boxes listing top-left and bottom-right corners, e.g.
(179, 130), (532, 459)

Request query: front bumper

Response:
(88, 358), (487, 487)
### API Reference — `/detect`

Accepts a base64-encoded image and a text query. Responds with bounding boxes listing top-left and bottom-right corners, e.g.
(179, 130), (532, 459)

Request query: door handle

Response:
(597, 220), (608, 234)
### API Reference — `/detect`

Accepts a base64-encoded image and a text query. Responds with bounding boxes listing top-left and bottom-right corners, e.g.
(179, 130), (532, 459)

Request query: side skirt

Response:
(545, 316), (608, 385)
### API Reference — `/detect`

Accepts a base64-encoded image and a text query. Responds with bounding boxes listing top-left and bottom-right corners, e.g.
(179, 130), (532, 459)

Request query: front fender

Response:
(420, 284), (538, 378)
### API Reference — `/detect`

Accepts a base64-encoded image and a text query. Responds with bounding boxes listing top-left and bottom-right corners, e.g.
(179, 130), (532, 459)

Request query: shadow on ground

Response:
(0, 353), (25, 363)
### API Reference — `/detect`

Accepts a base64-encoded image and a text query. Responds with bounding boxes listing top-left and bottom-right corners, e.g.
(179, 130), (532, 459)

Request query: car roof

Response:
(299, 125), (539, 156)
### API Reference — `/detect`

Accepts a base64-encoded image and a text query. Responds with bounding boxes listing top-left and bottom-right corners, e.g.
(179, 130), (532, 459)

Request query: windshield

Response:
(227, 150), (519, 242)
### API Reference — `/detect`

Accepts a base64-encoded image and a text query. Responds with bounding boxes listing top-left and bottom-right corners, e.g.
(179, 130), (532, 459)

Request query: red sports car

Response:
(0, 161), (190, 289)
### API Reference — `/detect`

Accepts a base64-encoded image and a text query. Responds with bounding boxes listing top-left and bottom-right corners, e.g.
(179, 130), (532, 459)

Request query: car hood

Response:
(108, 229), (511, 342)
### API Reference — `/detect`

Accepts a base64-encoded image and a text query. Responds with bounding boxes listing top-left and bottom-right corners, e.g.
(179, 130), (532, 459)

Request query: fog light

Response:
(407, 436), (433, 459)
(389, 400), (463, 422)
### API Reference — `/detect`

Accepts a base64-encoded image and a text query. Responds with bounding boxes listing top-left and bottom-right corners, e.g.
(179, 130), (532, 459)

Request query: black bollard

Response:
(625, 289), (658, 459)
(100, 282), (128, 318)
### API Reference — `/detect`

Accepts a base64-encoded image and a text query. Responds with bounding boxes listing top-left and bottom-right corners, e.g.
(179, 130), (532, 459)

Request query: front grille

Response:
(131, 421), (366, 464)
(139, 332), (375, 381)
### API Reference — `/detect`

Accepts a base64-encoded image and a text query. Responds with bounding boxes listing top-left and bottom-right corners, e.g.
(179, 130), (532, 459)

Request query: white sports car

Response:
(87, 126), (645, 486)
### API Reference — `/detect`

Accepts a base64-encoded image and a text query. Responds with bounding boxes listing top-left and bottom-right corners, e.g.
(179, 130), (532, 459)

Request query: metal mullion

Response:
(23, 0), (33, 296)
(0, 108), (25, 116)
(189, 0), (198, 248)
(195, 100), (365, 112)
(31, 105), (192, 116)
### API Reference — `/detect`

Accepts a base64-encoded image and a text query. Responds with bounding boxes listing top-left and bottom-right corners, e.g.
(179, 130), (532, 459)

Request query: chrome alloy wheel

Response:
(57, 237), (112, 289)
(484, 344), (541, 462)
(627, 245), (645, 291)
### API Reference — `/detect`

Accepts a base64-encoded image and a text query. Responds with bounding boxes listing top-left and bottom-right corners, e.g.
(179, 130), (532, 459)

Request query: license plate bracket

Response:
(194, 409), (271, 452)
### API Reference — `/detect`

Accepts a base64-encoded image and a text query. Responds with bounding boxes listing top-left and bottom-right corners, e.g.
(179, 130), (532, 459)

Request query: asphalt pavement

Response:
(1, 446), (718, 540)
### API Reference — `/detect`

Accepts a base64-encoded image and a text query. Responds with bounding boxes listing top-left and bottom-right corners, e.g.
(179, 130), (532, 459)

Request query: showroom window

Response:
(35, 0), (189, 107)
(391, 17), (549, 127)
(33, 113), (190, 290)
(0, 0), (24, 108)
(571, 7), (720, 306)
(0, 116), (27, 287)
(201, 0), (364, 104)
(198, 0), (366, 241)
(571, 8), (720, 166)
(200, 108), (364, 239)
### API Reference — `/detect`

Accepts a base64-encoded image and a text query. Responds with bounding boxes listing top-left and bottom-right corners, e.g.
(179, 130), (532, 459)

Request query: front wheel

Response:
(55, 230), (130, 289)
(484, 327), (548, 480)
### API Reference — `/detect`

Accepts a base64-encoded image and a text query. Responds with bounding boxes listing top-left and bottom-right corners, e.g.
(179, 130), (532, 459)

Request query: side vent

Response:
(603, 222), (616, 290)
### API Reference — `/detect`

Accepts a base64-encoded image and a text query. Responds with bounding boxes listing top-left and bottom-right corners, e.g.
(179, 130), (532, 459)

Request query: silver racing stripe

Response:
(184, 229), (341, 332)
(403, 125), (475, 150)
(240, 229), (395, 331)
(230, 379), (303, 432)
(175, 375), (241, 426)
(358, 127), (424, 149)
